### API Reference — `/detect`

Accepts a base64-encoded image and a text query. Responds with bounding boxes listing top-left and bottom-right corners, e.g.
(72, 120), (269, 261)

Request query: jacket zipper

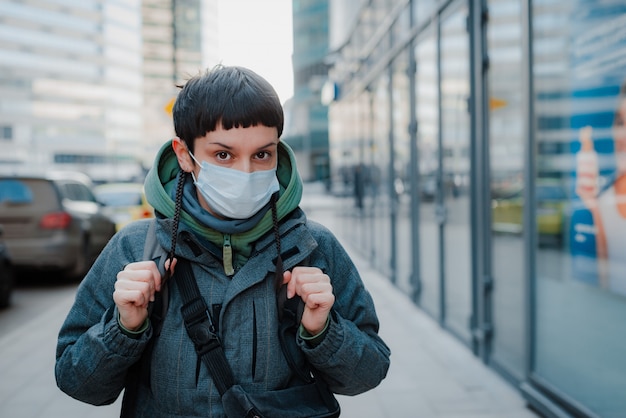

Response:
(222, 234), (234, 276)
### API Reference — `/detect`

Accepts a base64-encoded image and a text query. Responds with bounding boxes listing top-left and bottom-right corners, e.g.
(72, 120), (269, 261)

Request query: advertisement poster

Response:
(569, 2), (626, 296)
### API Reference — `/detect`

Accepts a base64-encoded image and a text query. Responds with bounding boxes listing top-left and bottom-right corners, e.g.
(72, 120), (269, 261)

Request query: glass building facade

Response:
(0, 0), (218, 181)
(142, 0), (219, 167)
(326, 0), (626, 417)
(0, 0), (144, 180)
(283, 0), (331, 182)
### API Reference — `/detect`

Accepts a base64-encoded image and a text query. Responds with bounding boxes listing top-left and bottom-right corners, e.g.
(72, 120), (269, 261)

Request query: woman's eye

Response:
(216, 151), (230, 161)
(256, 151), (271, 160)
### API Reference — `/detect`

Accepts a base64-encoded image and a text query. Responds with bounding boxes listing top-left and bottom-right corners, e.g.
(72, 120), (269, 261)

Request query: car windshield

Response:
(96, 190), (142, 207)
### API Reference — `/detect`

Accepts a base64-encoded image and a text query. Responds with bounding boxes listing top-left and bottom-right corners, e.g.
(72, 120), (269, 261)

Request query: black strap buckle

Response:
(181, 296), (220, 354)
(187, 319), (221, 355)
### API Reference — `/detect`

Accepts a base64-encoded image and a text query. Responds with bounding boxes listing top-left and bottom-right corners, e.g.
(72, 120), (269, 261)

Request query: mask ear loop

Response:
(187, 151), (199, 183)
(165, 170), (187, 281)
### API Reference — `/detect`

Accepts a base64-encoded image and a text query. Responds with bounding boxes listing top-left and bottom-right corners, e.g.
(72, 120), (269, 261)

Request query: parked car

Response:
(0, 172), (117, 278)
(491, 179), (567, 245)
(419, 172), (461, 202)
(0, 226), (14, 308)
(93, 182), (154, 231)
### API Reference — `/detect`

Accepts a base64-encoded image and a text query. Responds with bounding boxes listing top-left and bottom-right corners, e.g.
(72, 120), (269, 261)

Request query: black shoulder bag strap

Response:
(121, 219), (169, 418)
(174, 257), (340, 418)
(175, 258), (310, 386)
(276, 284), (310, 382)
(175, 259), (236, 396)
(144, 219), (169, 334)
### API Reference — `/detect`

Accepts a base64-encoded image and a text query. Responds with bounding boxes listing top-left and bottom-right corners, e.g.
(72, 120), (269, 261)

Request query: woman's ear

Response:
(172, 137), (194, 172)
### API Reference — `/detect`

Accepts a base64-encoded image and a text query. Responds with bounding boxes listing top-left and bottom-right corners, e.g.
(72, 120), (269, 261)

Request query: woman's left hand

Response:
(283, 266), (335, 335)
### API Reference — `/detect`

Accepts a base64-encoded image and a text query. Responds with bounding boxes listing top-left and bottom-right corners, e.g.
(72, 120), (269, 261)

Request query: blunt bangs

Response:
(173, 66), (284, 148)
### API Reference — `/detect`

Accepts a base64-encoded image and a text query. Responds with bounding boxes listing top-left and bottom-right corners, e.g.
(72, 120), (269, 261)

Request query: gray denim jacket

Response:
(55, 210), (390, 417)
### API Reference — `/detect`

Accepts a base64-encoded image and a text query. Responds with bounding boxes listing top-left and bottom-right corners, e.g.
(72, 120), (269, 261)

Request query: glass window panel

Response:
(415, 27), (440, 319)
(0, 27), (99, 55)
(355, 92), (376, 261)
(488, 0), (526, 381)
(371, 72), (392, 278)
(441, 3), (472, 343)
(533, 1), (626, 416)
(0, 3), (99, 33)
(413, 0), (438, 29)
(392, 48), (412, 294)
(0, 50), (100, 78)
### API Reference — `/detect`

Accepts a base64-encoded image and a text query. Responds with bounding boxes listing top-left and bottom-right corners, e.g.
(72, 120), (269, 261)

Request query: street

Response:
(0, 274), (77, 336)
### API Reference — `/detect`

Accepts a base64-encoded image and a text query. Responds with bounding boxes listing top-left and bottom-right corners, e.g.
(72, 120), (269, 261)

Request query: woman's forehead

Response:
(197, 125), (279, 149)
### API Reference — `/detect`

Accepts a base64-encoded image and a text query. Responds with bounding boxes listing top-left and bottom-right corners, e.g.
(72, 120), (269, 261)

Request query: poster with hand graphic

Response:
(569, 5), (626, 297)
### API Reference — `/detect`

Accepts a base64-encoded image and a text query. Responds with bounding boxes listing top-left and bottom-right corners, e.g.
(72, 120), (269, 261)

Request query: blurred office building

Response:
(142, 0), (219, 168)
(282, 0), (330, 183)
(0, 0), (218, 183)
(325, 1), (626, 417)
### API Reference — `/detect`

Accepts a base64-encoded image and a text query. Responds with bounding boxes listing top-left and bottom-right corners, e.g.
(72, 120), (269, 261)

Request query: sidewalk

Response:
(301, 183), (539, 418)
(0, 184), (540, 417)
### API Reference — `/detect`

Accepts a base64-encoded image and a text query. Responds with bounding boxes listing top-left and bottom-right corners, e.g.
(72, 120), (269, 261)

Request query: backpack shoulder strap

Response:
(175, 259), (236, 396)
(122, 219), (169, 416)
(276, 254), (313, 383)
(144, 218), (169, 335)
(143, 219), (168, 268)
(276, 285), (310, 381)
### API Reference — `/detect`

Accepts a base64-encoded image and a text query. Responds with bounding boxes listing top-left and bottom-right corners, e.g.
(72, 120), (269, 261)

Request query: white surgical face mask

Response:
(189, 152), (279, 219)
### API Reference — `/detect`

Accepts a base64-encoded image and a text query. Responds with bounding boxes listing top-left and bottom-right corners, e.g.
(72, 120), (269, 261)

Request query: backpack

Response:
(122, 219), (339, 418)
(140, 219), (304, 341)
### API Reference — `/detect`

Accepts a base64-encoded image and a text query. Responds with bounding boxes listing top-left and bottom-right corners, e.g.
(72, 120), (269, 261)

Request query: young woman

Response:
(55, 65), (390, 417)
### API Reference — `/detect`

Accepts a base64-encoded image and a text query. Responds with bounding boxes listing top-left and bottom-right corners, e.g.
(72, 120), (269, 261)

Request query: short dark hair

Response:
(173, 65), (284, 152)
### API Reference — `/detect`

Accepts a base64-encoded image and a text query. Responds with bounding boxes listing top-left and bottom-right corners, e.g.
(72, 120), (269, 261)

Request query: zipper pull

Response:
(223, 234), (235, 276)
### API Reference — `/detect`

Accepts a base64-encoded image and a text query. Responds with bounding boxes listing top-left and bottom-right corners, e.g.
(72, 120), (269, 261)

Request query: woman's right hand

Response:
(113, 259), (175, 331)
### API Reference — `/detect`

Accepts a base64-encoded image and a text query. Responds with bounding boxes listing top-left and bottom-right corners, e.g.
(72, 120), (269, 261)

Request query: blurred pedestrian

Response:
(354, 163), (365, 209)
(55, 65), (390, 417)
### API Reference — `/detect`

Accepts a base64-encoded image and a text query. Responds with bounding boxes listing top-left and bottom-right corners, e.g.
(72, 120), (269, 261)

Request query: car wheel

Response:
(0, 261), (15, 309)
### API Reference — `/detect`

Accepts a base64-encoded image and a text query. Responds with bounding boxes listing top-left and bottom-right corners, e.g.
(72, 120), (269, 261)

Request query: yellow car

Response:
(94, 182), (154, 231)
(491, 180), (566, 244)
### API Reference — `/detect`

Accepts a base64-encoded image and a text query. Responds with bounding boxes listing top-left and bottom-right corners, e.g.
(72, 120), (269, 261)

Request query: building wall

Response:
(142, 0), (177, 169)
(326, 0), (626, 417)
(284, 0), (330, 183)
(0, 0), (219, 182)
(0, 0), (143, 181)
(141, 0), (219, 170)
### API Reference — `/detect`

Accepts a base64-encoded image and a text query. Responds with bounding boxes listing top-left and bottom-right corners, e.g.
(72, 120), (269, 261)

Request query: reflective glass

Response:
(533, 1), (626, 416)
(440, 2), (471, 343)
(392, 48), (412, 294)
(487, 0), (526, 381)
(0, 3), (99, 33)
(371, 72), (393, 278)
(415, 28), (440, 319)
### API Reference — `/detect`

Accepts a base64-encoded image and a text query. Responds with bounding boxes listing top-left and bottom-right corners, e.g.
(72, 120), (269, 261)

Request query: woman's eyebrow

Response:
(205, 141), (277, 150)
(256, 141), (279, 150)
(206, 141), (233, 149)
